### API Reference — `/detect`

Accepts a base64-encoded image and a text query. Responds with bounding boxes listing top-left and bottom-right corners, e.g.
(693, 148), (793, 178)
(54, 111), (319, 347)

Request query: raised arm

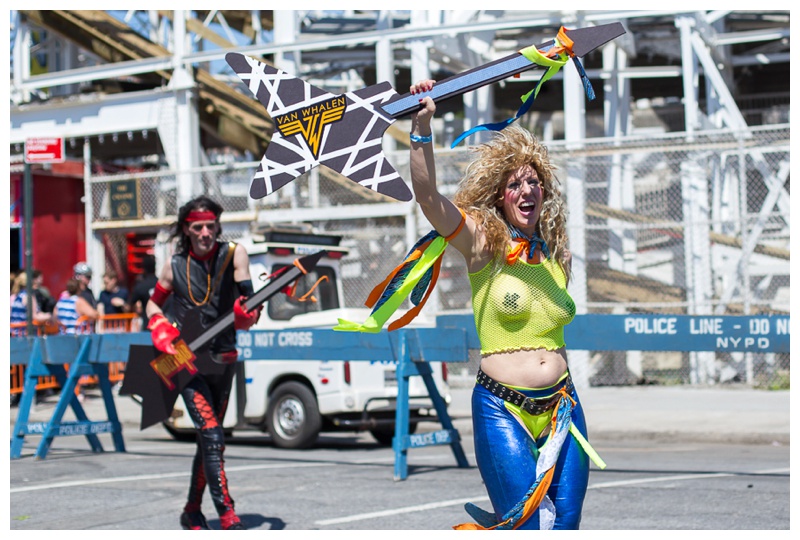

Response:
(409, 81), (489, 270)
(409, 80), (464, 238)
(75, 296), (99, 321)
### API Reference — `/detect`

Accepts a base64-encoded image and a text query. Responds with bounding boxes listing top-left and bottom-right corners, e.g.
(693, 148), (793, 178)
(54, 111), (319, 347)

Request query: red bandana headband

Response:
(185, 211), (217, 222)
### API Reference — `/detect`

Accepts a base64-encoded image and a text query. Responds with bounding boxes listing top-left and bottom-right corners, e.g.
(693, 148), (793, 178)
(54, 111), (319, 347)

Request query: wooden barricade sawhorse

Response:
(389, 329), (469, 481)
(240, 326), (471, 481)
(10, 332), (150, 460)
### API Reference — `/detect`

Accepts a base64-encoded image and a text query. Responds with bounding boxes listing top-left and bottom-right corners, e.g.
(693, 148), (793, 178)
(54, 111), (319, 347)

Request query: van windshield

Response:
(266, 265), (339, 321)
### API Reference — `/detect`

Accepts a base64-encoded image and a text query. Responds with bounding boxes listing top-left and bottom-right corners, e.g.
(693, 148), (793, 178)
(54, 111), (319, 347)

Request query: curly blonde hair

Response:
(452, 125), (570, 281)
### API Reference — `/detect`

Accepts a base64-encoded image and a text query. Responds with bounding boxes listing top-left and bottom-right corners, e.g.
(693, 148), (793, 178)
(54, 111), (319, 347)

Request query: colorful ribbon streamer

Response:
(451, 26), (595, 148)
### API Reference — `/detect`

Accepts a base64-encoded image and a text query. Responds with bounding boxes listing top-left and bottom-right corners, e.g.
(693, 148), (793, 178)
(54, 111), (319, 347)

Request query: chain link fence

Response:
(88, 125), (790, 388)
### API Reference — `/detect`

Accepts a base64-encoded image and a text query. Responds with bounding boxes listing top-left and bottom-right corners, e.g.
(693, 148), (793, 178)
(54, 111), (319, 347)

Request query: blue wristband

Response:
(410, 133), (432, 144)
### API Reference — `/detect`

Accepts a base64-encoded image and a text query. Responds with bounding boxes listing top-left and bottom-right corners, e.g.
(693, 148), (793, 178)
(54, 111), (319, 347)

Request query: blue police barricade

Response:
(12, 314), (786, 472)
(10, 332), (150, 460)
(237, 327), (471, 481)
(438, 313), (789, 353)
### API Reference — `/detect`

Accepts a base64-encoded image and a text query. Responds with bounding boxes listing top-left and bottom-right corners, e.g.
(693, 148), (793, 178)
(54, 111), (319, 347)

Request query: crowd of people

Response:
(9, 255), (161, 335)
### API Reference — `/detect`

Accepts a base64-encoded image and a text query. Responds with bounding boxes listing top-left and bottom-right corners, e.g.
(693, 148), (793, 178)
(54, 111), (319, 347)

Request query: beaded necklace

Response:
(186, 246), (218, 306)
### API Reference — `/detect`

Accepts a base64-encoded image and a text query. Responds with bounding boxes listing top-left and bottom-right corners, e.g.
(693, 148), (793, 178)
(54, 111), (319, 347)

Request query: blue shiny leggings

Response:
(471, 382), (590, 529)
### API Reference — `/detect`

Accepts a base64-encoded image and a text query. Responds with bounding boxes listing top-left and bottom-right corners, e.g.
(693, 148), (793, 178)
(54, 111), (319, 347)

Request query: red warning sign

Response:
(24, 137), (65, 164)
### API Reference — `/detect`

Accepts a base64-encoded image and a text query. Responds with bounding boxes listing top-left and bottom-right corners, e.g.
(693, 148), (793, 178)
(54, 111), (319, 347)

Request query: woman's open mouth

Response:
(519, 201), (537, 216)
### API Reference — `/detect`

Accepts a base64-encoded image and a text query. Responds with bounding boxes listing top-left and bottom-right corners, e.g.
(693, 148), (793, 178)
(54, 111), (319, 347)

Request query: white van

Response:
(163, 227), (451, 449)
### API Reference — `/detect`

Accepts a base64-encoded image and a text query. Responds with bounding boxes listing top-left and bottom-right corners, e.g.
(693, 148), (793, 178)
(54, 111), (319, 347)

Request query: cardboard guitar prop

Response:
(225, 22), (625, 203)
(119, 250), (324, 430)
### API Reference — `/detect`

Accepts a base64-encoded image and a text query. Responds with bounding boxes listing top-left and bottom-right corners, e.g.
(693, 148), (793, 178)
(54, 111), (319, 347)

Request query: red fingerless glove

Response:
(233, 296), (262, 330)
(147, 313), (180, 355)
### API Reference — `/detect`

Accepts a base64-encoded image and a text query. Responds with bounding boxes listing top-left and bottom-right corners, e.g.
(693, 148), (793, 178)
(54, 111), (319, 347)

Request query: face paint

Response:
(499, 165), (543, 235)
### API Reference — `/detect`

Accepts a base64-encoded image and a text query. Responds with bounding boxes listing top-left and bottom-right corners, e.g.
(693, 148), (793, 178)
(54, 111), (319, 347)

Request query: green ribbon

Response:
(450, 42), (570, 148)
(517, 43), (569, 103)
(333, 235), (449, 333)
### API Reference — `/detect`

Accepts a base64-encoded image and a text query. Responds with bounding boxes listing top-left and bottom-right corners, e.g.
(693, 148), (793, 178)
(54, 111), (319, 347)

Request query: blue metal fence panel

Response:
(236, 327), (469, 363)
(437, 314), (789, 353)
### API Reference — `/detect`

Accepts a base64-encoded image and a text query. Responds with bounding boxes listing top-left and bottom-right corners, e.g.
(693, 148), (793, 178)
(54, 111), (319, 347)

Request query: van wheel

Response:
(370, 422), (418, 446)
(266, 381), (321, 449)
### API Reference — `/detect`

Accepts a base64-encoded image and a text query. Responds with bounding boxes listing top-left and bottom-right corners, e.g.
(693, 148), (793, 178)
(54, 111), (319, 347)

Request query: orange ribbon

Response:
(543, 26), (576, 59)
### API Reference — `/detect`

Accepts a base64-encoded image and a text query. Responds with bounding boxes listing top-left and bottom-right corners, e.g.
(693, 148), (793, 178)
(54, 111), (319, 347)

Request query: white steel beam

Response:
(13, 12), (789, 95)
(713, 28), (790, 46)
(376, 11), (396, 154)
(562, 14), (592, 389)
(167, 10), (201, 204)
(681, 159), (715, 383)
(677, 16), (700, 137)
(690, 30), (748, 130)
(10, 89), (168, 143)
(714, 158), (791, 315)
(16, 56), (175, 92)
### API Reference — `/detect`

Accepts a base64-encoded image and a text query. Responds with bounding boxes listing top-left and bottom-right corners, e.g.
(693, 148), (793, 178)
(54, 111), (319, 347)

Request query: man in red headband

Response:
(146, 195), (261, 530)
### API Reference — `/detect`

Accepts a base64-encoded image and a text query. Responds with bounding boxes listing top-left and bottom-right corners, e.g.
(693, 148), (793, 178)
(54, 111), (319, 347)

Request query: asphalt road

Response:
(8, 418), (790, 531)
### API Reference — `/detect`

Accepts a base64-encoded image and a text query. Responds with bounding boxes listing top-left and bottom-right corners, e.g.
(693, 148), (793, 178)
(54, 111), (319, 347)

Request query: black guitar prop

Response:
(225, 22), (625, 203)
(119, 250), (324, 430)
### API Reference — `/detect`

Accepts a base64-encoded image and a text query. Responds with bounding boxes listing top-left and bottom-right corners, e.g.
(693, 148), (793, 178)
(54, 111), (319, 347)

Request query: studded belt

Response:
(476, 369), (574, 416)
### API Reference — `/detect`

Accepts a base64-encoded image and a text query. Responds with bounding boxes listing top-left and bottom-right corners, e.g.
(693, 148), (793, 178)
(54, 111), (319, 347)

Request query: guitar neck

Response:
(186, 254), (319, 352)
(378, 40), (557, 120)
(376, 22), (625, 120)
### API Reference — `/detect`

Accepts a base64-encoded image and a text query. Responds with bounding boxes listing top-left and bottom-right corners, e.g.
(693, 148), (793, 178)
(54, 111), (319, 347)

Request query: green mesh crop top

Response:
(468, 256), (576, 354)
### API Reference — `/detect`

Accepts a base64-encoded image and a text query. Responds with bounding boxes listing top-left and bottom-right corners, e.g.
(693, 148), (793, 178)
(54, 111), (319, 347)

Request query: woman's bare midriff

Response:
(479, 347), (568, 389)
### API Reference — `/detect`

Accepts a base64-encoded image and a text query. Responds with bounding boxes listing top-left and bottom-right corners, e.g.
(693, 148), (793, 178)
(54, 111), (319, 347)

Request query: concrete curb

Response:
(421, 418), (790, 447)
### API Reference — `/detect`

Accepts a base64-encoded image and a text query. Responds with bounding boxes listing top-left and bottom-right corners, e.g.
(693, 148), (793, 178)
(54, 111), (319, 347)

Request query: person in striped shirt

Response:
(54, 278), (98, 334)
(10, 272), (51, 335)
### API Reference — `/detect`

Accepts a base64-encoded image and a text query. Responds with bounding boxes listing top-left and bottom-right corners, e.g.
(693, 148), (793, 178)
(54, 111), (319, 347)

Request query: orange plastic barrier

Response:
(10, 322), (61, 396)
(10, 314), (136, 397)
(98, 313), (139, 333)
(71, 315), (134, 388)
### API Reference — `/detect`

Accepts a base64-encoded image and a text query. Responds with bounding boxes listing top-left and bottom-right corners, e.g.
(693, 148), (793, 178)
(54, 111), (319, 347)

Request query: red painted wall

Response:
(10, 167), (86, 297)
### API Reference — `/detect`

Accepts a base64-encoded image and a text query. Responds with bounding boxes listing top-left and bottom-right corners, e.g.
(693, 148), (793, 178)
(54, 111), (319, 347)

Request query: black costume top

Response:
(170, 241), (238, 354)
(79, 288), (97, 308)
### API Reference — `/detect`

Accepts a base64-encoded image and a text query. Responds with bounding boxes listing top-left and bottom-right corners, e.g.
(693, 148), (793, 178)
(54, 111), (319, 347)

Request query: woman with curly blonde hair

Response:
(408, 79), (602, 530)
(452, 124), (570, 281)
